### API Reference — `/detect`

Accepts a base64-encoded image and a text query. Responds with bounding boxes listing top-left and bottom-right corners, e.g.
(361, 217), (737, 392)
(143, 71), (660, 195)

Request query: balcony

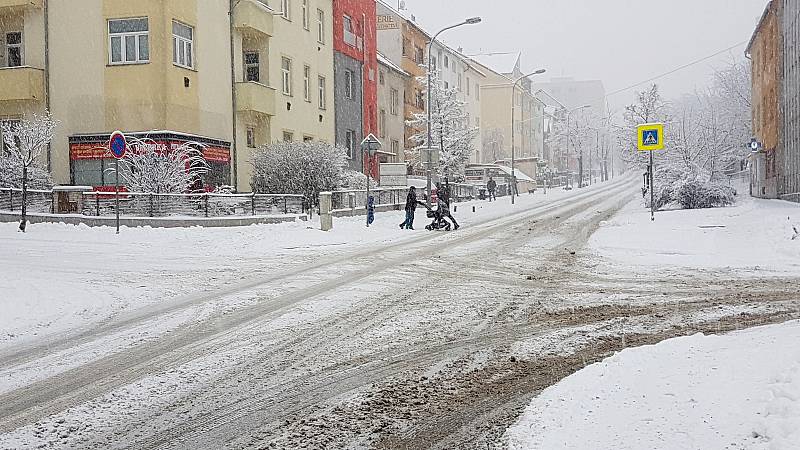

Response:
(0, 66), (45, 102)
(234, 0), (274, 38)
(236, 81), (276, 117)
(0, 0), (42, 12)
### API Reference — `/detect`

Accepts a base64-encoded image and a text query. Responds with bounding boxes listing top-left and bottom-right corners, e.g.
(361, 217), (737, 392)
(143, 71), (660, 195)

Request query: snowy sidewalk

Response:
(589, 195), (800, 275)
(505, 320), (800, 450)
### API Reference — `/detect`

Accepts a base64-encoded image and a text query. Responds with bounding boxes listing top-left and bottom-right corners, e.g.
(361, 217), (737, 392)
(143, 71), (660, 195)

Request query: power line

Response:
(605, 40), (749, 97)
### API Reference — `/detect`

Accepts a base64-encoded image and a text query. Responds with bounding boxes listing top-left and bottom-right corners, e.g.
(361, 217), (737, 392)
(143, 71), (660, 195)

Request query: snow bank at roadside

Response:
(589, 195), (800, 275)
(505, 320), (800, 450)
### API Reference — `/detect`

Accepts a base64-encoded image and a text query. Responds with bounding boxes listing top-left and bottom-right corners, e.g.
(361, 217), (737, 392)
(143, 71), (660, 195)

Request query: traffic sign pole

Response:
(109, 131), (127, 234)
(649, 151), (655, 222)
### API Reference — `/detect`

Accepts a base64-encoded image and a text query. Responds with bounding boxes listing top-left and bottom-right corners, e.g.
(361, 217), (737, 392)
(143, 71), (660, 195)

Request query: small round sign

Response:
(110, 131), (127, 159)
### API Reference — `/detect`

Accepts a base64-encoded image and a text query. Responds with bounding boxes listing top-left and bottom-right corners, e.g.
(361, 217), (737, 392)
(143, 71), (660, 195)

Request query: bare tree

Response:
(1, 112), (57, 232)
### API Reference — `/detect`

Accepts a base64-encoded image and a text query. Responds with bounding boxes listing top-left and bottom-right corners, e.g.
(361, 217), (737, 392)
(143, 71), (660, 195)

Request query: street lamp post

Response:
(510, 69), (546, 204)
(566, 104), (591, 189)
(425, 17), (481, 207)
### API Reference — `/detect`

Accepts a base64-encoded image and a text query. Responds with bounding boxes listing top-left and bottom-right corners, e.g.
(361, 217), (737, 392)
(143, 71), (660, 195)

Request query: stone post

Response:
(320, 191), (333, 231)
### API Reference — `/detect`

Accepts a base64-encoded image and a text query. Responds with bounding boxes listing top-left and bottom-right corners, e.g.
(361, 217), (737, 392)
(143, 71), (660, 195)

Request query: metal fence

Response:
(330, 183), (477, 212)
(0, 188), (54, 214)
(81, 192), (307, 218)
(1, 187), (306, 218)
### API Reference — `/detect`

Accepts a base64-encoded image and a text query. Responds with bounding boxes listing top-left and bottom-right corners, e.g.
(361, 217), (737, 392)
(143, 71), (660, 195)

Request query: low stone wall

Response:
(0, 211), (307, 228)
(331, 203), (403, 218)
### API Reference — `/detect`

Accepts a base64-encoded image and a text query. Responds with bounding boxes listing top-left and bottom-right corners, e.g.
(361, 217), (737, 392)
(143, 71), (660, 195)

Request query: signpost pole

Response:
(115, 160), (120, 234)
(649, 151), (655, 222)
(366, 154), (371, 228)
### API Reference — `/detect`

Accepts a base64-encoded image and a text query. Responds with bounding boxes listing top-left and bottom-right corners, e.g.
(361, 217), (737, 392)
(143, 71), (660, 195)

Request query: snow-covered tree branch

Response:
(1, 112), (57, 232)
(116, 137), (209, 194)
(407, 71), (478, 181)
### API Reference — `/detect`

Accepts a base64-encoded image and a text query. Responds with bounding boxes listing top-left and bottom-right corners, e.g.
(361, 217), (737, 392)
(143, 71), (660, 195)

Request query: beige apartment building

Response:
(0, 0), (334, 192)
(470, 53), (544, 167)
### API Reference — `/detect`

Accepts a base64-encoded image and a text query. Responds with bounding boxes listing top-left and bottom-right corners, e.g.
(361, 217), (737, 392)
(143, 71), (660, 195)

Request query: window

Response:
(476, 83), (480, 100)
(303, 135), (313, 142)
(343, 15), (357, 47)
(444, 81), (449, 90)
(301, 0), (309, 30)
(444, 55), (449, 68)
(318, 76), (326, 109)
(458, 74), (462, 91)
(246, 128), (256, 148)
(379, 70), (385, 85)
(108, 18), (149, 64)
(415, 90), (424, 109)
(0, 119), (21, 153)
(283, 131), (294, 142)
(5, 32), (22, 67)
(431, 56), (437, 71)
(303, 65), (311, 101)
(391, 139), (400, 158)
(281, 0), (290, 20)
(345, 130), (356, 158)
(402, 38), (411, 57)
(172, 21), (194, 69)
(281, 57), (292, 95)
(317, 9), (325, 44)
(344, 69), (354, 100)
(379, 109), (386, 138)
(390, 88), (399, 115)
(414, 46), (424, 64)
(244, 51), (260, 82)
(466, 77), (471, 96)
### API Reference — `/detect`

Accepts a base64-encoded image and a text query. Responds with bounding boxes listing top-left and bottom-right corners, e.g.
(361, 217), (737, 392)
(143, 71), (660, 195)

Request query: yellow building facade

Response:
(0, 0), (334, 192)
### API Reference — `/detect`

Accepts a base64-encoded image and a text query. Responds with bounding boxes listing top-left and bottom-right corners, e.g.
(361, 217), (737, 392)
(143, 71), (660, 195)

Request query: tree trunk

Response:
(19, 164), (28, 232)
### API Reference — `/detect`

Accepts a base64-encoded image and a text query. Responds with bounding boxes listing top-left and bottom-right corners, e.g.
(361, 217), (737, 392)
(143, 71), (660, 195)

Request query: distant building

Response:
(377, 52), (409, 163)
(534, 77), (606, 114)
(375, 1), (428, 162)
(747, 0), (800, 202)
(469, 52), (545, 165)
(332, 0), (379, 175)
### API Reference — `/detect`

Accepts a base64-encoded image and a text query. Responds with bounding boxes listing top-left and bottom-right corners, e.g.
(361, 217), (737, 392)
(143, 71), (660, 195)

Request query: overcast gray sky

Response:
(398, 0), (767, 113)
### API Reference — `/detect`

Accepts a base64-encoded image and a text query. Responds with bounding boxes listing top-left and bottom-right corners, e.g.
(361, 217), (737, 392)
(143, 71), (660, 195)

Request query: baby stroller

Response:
(420, 202), (451, 231)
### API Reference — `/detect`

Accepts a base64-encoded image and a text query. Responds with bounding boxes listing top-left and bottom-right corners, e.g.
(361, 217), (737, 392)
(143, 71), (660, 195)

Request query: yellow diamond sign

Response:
(637, 123), (665, 151)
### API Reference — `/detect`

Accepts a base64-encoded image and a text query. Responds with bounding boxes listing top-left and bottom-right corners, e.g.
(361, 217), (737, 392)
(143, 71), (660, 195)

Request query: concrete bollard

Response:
(320, 192), (333, 231)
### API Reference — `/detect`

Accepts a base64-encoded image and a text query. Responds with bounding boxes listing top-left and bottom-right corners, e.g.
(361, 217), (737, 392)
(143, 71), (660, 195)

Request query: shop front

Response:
(69, 131), (232, 191)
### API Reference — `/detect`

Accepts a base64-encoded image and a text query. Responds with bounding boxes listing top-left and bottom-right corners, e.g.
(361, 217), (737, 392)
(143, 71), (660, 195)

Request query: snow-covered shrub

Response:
(118, 137), (209, 193)
(675, 180), (735, 209)
(340, 170), (378, 190)
(213, 185), (235, 195)
(251, 141), (347, 204)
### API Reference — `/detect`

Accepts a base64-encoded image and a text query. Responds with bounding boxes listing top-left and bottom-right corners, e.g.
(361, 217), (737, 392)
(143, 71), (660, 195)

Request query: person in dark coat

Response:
(400, 186), (418, 230)
(436, 196), (459, 230)
(486, 176), (497, 201)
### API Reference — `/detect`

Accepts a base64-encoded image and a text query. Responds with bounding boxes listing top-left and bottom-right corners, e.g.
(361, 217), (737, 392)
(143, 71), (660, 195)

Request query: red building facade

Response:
(332, 0), (379, 177)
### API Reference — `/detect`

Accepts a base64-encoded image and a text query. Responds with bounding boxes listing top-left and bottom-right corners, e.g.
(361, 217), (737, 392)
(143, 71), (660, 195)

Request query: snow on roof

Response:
(495, 164), (535, 182)
(377, 52), (410, 77)
(469, 52), (520, 75)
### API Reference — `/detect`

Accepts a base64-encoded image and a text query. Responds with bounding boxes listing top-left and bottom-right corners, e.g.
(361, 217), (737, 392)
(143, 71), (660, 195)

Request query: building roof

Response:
(746, 1), (776, 56)
(468, 52), (520, 75)
(377, 51), (410, 77)
(376, 0), (431, 39)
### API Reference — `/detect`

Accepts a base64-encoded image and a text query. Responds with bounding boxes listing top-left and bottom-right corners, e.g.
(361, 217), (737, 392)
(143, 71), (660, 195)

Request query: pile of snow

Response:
(590, 195), (800, 274)
(506, 320), (800, 450)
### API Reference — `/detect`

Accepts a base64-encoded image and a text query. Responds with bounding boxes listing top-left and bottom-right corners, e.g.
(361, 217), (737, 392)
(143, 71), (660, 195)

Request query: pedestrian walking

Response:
(399, 186), (418, 230)
(486, 176), (497, 201)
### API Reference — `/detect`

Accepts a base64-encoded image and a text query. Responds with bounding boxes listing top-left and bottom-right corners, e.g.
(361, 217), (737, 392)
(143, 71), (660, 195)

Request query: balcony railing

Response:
(236, 81), (276, 117)
(234, 0), (274, 38)
(0, 66), (45, 102)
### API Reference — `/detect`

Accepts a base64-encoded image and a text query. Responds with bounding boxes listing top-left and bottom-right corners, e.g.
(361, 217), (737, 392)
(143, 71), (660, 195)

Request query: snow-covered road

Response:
(1, 176), (799, 449)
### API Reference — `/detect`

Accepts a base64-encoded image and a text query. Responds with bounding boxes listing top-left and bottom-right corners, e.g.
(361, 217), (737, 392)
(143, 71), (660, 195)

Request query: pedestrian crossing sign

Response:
(637, 123), (665, 151)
